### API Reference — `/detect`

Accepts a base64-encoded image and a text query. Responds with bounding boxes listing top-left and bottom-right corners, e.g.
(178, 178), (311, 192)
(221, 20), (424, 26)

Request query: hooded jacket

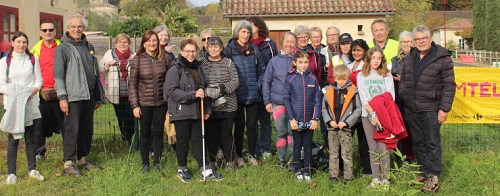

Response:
(283, 68), (322, 123)
(321, 81), (361, 131)
(257, 37), (278, 67)
(262, 52), (293, 105)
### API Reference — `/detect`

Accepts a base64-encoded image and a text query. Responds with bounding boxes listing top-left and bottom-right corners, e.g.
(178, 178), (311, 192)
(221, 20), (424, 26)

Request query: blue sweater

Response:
(283, 69), (323, 123)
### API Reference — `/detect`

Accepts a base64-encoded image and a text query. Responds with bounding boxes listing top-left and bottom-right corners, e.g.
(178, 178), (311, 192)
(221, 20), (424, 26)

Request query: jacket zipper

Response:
(302, 73), (306, 123)
(151, 58), (158, 106)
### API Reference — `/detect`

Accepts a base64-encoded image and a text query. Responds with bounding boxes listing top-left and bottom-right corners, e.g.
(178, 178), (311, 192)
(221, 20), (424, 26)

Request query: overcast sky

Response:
(190, 0), (219, 7)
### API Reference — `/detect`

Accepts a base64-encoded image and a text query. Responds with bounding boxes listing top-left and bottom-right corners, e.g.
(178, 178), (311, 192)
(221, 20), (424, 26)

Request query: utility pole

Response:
(443, 0), (447, 48)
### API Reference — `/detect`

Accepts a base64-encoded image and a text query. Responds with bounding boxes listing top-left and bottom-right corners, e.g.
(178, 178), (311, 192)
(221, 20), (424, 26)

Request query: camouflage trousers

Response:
(328, 130), (354, 179)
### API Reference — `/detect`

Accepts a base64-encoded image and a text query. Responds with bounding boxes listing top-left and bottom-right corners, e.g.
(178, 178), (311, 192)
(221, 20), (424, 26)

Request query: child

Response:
(283, 50), (322, 183)
(321, 65), (361, 184)
(356, 47), (395, 190)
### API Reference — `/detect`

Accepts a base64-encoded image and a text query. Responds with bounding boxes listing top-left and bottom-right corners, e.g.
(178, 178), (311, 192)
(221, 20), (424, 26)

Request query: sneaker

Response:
(63, 161), (82, 177)
(262, 152), (271, 160)
(208, 162), (217, 170)
(303, 173), (311, 183)
(287, 161), (295, 172)
(368, 178), (380, 188)
(216, 149), (224, 159)
(414, 175), (426, 183)
(247, 154), (259, 166)
(36, 154), (45, 160)
(277, 160), (286, 169)
(276, 138), (286, 148)
(295, 172), (304, 182)
(141, 164), (150, 172)
(153, 163), (162, 172)
(36, 147), (47, 158)
(236, 157), (244, 168)
(200, 168), (223, 181)
(381, 179), (390, 190)
(225, 162), (236, 171)
(6, 174), (17, 185)
(28, 170), (45, 181)
(422, 174), (439, 193)
(77, 157), (102, 170)
(329, 177), (339, 182)
(176, 168), (191, 183)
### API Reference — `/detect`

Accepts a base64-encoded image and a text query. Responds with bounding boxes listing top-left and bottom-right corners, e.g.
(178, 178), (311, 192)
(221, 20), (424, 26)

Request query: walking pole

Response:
(201, 93), (206, 184)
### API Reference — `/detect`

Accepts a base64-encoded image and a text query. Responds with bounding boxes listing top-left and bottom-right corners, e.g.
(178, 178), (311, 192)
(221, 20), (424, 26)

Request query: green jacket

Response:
(368, 39), (399, 64)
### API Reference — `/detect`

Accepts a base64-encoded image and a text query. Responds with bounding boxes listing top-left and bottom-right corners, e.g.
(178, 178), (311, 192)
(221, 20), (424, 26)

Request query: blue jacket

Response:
(258, 37), (278, 67)
(224, 39), (265, 105)
(262, 53), (293, 105)
(283, 68), (323, 123)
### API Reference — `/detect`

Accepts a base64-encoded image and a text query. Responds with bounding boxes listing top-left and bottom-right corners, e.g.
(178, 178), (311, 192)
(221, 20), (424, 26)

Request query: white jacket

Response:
(98, 49), (133, 104)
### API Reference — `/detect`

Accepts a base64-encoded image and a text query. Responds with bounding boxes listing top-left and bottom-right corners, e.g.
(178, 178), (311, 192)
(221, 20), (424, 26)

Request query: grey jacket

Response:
(321, 81), (361, 131)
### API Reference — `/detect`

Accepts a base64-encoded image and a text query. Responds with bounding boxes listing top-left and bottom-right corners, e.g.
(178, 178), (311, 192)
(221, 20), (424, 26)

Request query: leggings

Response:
(7, 121), (37, 174)
(139, 105), (166, 165)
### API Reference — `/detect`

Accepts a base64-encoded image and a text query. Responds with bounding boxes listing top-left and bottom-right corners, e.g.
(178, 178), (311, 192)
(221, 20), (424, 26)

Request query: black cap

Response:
(339, 33), (353, 43)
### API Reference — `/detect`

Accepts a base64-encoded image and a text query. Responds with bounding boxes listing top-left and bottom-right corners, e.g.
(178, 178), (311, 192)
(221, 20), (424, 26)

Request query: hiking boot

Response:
(343, 178), (353, 186)
(6, 174), (17, 185)
(176, 168), (191, 183)
(63, 161), (82, 177)
(295, 172), (304, 182)
(414, 175), (426, 183)
(329, 177), (339, 182)
(153, 163), (162, 172)
(381, 179), (390, 190)
(247, 154), (259, 166)
(77, 157), (102, 170)
(141, 164), (150, 172)
(277, 160), (286, 169)
(236, 157), (244, 168)
(368, 178), (380, 188)
(28, 170), (45, 181)
(303, 173), (312, 183)
(422, 174), (439, 193)
(225, 162), (236, 171)
(200, 168), (223, 181)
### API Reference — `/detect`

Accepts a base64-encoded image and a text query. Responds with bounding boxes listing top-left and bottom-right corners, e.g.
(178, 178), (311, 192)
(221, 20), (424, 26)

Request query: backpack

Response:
(5, 54), (36, 75)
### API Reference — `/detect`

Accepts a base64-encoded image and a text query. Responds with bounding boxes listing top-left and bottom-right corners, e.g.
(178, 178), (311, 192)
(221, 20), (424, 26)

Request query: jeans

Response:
(292, 129), (313, 174)
(272, 104), (293, 162)
(205, 115), (235, 162)
(7, 121), (37, 174)
(234, 103), (259, 157)
(257, 103), (272, 154)
(174, 119), (204, 168)
(139, 105), (166, 165)
(112, 97), (134, 142)
(62, 100), (94, 161)
(352, 120), (372, 174)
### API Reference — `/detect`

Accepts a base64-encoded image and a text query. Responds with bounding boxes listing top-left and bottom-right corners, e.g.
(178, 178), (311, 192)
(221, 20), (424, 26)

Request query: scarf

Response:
(236, 41), (251, 56)
(180, 55), (202, 87)
(250, 36), (266, 47)
(328, 44), (339, 53)
(397, 48), (409, 63)
(115, 49), (131, 79)
(161, 43), (168, 50)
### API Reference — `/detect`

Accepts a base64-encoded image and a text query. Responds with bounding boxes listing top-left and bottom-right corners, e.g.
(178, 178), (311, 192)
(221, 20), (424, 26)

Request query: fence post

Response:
(490, 51), (492, 64)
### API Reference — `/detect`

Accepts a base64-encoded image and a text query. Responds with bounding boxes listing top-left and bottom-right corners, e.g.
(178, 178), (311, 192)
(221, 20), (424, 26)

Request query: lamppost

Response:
(443, 0), (447, 48)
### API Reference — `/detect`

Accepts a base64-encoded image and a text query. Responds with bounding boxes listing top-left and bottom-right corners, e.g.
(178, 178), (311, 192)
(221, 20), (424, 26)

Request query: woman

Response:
(99, 33), (135, 144)
(246, 16), (277, 159)
(153, 24), (175, 61)
(347, 39), (369, 73)
(197, 29), (216, 61)
(165, 39), (223, 183)
(128, 30), (172, 172)
(326, 33), (353, 84)
(201, 37), (239, 170)
(0, 32), (44, 184)
(262, 32), (297, 169)
(224, 20), (265, 167)
(294, 25), (322, 81)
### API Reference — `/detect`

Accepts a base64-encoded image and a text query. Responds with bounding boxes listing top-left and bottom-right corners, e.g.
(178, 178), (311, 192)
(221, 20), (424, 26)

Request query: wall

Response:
(433, 28), (468, 49)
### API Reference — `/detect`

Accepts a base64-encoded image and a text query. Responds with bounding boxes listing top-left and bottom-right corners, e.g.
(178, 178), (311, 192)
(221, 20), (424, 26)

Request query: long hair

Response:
(137, 30), (162, 60)
(246, 16), (269, 37)
(8, 31), (31, 58)
(362, 47), (389, 77)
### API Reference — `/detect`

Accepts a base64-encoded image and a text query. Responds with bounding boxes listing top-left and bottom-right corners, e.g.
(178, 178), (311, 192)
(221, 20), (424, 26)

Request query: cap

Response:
(339, 33), (353, 43)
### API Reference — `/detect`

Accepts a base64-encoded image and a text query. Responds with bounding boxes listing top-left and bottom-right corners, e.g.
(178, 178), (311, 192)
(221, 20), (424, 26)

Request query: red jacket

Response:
(369, 92), (407, 150)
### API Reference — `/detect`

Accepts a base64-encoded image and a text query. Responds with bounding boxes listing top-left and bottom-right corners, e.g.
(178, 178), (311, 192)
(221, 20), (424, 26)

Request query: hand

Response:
(370, 116), (380, 126)
(365, 104), (374, 113)
(329, 121), (339, 128)
(438, 110), (448, 124)
(28, 95), (33, 101)
(94, 104), (100, 110)
(204, 114), (210, 120)
(290, 119), (298, 130)
(60, 99), (69, 115)
(195, 89), (205, 98)
(309, 120), (318, 130)
(266, 103), (272, 113)
(133, 107), (142, 118)
(165, 45), (174, 53)
(106, 60), (117, 69)
(393, 74), (401, 81)
(338, 122), (347, 129)
(31, 87), (38, 96)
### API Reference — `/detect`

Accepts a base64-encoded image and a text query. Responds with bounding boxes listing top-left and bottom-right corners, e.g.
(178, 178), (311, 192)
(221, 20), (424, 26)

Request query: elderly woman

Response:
(201, 37), (239, 170)
(246, 16), (277, 159)
(129, 30), (172, 172)
(153, 24), (175, 61)
(197, 29), (216, 61)
(262, 31), (297, 169)
(165, 39), (222, 182)
(99, 33), (135, 144)
(224, 20), (265, 167)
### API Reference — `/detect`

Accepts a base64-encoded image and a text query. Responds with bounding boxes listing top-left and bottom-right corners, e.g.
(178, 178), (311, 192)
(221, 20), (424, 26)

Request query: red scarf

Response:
(250, 36), (266, 47)
(115, 48), (131, 79)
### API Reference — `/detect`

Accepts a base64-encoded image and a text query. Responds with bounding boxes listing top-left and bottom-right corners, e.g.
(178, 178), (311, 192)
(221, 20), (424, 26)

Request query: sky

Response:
(190, 0), (219, 7)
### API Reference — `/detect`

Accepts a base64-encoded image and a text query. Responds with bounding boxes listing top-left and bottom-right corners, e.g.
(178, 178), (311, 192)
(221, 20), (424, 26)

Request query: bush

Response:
(107, 17), (161, 37)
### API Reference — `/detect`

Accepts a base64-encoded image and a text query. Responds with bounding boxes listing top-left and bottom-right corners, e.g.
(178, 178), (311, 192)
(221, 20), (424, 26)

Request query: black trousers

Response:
(205, 114), (235, 162)
(234, 103), (259, 157)
(62, 100), (94, 161)
(174, 119), (204, 168)
(353, 121), (372, 175)
(112, 97), (134, 142)
(35, 97), (64, 156)
(139, 105), (166, 165)
(7, 121), (37, 174)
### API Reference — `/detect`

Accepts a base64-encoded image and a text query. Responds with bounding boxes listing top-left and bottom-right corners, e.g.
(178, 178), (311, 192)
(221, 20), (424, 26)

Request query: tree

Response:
(108, 0), (120, 6)
(431, 0), (473, 11)
(455, 27), (473, 48)
(388, 0), (432, 39)
(87, 11), (118, 32)
(473, 0), (500, 51)
(107, 17), (161, 37)
(159, 3), (198, 36)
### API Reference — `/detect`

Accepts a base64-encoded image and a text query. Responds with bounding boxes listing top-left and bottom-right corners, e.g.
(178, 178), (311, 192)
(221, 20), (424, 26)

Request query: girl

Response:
(283, 50), (322, 183)
(356, 47), (395, 190)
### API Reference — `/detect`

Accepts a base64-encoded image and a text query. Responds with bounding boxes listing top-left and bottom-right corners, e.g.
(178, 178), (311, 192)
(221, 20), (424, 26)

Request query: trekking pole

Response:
(200, 89), (206, 184)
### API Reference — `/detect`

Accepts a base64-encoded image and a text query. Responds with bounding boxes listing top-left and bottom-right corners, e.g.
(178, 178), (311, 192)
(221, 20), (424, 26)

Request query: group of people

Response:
(1, 15), (455, 193)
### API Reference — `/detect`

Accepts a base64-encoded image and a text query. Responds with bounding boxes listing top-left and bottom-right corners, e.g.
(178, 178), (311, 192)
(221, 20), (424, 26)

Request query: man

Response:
(54, 16), (105, 176)
(399, 25), (456, 193)
(368, 19), (399, 66)
(325, 26), (340, 62)
(31, 20), (64, 160)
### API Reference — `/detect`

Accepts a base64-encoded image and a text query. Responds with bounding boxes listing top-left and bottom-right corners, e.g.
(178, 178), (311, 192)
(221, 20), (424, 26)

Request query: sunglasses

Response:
(41, 29), (55, 33)
(202, 37), (210, 42)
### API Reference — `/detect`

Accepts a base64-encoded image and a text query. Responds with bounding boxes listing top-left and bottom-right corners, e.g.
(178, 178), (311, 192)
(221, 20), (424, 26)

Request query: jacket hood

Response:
(61, 32), (88, 44)
(276, 52), (294, 59)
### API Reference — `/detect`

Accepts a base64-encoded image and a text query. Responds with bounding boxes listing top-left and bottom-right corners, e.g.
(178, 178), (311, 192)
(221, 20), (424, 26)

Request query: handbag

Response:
(41, 88), (58, 101)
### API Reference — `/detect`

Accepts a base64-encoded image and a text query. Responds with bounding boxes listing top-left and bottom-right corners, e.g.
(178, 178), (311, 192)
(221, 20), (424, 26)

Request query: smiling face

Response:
(351, 45), (366, 62)
(297, 32), (309, 48)
(157, 30), (169, 46)
(67, 17), (85, 40)
(282, 34), (297, 55)
(201, 32), (211, 49)
(310, 30), (322, 48)
(116, 38), (130, 53)
(237, 27), (251, 46)
(11, 36), (28, 54)
(326, 28), (340, 46)
(370, 51), (383, 70)
(294, 57), (309, 73)
(414, 32), (431, 53)
(400, 35), (414, 53)
(340, 41), (351, 54)
(181, 43), (197, 62)
(371, 22), (388, 44)
(207, 43), (222, 59)
(39, 23), (56, 42)
(143, 34), (158, 55)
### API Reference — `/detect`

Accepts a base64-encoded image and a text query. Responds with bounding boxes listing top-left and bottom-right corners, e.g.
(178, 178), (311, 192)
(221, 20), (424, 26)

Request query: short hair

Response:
(348, 39), (369, 62)
(294, 25), (311, 37)
(362, 47), (389, 77)
(66, 15), (87, 29)
(281, 31), (297, 45)
(326, 26), (340, 34)
(399, 31), (414, 41)
(292, 50), (309, 68)
(40, 20), (55, 28)
(412, 25), (431, 38)
(333, 65), (350, 79)
(200, 29), (216, 38)
(180, 38), (200, 51)
(185, 33), (201, 49)
(115, 33), (131, 44)
(310, 27), (323, 37)
(8, 31), (30, 58)
(137, 30), (162, 60)
(206, 36), (225, 56)
(371, 18), (388, 31)
(153, 24), (171, 44)
(246, 16), (269, 37)
(232, 20), (253, 40)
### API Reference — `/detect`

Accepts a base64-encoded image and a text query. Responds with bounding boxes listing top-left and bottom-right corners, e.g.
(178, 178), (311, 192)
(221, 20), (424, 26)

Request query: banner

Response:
(447, 67), (500, 124)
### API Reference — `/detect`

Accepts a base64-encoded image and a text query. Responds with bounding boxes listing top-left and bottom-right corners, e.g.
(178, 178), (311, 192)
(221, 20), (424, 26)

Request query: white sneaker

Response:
(6, 174), (17, 185)
(246, 154), (259, 166)
(368, 178), (381, 188)
(295, 172), (304, 182)
(36, 154), (44, 160)
(381, 179), (390, 190)
(28, 170), (45, 181)
(261, 152), (271, 160)
(303, 173), (312, 183)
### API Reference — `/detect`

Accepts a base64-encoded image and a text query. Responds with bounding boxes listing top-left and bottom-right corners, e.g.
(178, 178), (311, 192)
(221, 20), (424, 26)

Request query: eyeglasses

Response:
(414, 37), (429, 43)
(297, 36), (309, 40)
(41, 29), (55, 33)
(326, 34), (339, 37)
(117, 41), (129, 44)
(202, 37), (210, 42)
(182, 50), (197, 54)
(69, 25), (84, 29)
(311, 36), (322, 40)
(400, 41), (413, 44)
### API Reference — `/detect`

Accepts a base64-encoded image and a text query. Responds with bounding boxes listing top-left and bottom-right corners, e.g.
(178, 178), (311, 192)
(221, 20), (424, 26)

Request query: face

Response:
(371, 22), (388, 43)
(340, 42), (351, 54)
(250, 22), (259, 36)
(68, 18), (85, 40)
(297, 32), (309, 48)
(207, 44), (222, 59)
(282, 34), (297, 55)
(370, 51), (383, 70)
(326, 29), (340, 45)
(294, 57), (309, 73)
(116, 38), (130, 53)
(400, 36), (414, 53)
(143, 34), (158, 54)
(39, 23), (56, 41)
(11, 36), (28, 54)
(336, 77), (348, 88)
(351, 45), (366, 61)
(310, 31), (322, 48)
(201, 33), (211, 49)
(413, 32), (431, 53)
(237, 27), (251, 45)
(157, 30), (169, 45)
(181, 44), (197, 62)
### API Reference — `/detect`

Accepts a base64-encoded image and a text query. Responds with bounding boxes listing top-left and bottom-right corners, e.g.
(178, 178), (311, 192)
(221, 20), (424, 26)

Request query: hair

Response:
(185, 33), (201, 49)
(398, 31), (414, 51)
(281, 31), (297, 45)
(292, 50), (309, 68)
(246, 16), (269, 37)
(200, 29), (216, 38)
(8, 31), (31, 58)
(153, 24), (171, 44)
(348, 39), (369, 62)
(326, 26), (340, 35)
(362, 47), (388, 77)
(65, 15), (87, 29)
(137, 30), (162, 60)
(40, 20), (55, 28)
(412, 25), (432, 38)
(371, 18), (388, 31)
(310, 27), (322, 37)
(232, 20), (253, 40)
(115, 33), (131, 44)
(333, 65), (350, 80)
(294, 25), (311, 37)
(206, 36), (224, 56)
(180, 38), (200, 51)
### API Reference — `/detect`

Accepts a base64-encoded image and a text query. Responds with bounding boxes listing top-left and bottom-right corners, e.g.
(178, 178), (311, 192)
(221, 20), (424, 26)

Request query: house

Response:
(222, 0), (395, 50)
(432, 19), (473, 50)
(0, 0), (78, 47)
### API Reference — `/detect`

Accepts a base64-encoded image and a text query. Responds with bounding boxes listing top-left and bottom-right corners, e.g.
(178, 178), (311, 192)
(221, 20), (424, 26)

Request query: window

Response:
(40, 12), (64, 39)
(0, 5), (18, 42)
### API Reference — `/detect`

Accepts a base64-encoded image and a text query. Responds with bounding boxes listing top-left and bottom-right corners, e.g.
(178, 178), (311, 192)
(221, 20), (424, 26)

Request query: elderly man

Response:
(368, 19), (399, 66)
(31, 20), (64, 160)
(325, 26), (340, 61)
(399, 25), (456, 193)
(54, 16), (105, 177)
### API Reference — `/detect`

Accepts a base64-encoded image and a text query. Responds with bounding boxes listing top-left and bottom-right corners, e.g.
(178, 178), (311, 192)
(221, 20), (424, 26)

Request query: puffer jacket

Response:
(128, 52), (171, 108)
(283, 68), (322, 123)
(262, 53), (293, 105)
(224, 39), (265, 105)
(257, 37), (278, 67)
(399, 42), (456, 113)
(321, 81), (361, 131)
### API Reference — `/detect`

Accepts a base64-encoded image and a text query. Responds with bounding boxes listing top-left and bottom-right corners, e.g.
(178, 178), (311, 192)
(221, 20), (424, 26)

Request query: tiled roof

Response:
(435, 19), (472, 30)
(222, 0), (396, 17)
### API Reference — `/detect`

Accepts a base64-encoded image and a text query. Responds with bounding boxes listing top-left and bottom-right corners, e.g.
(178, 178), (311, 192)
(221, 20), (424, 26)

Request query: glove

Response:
(205, 84), (221, 99)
